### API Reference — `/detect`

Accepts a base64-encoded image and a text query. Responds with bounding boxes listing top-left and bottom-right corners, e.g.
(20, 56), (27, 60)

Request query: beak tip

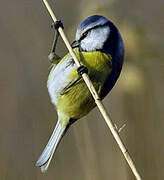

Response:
(71, 40), (80, 48)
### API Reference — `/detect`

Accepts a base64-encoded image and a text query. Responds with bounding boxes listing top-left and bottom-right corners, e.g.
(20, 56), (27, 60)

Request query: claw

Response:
(77, 65), (88, 76)
(51, 20), (64, 30)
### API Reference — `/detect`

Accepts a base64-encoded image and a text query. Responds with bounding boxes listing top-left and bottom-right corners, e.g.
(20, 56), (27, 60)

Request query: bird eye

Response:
(82, 31), (88, 38)
(79, 31), (89, 41)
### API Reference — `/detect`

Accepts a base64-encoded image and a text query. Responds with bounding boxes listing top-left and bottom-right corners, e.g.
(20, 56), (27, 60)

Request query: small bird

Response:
(36, 15), (124, 172)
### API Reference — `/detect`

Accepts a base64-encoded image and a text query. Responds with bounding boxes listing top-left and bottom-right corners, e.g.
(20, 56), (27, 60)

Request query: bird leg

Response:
(48, 20), (64, 63)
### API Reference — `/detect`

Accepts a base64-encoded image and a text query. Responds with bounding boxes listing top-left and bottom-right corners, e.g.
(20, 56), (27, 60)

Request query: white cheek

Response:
(81, 35), (99, 51)
(81, 26), (110, 51)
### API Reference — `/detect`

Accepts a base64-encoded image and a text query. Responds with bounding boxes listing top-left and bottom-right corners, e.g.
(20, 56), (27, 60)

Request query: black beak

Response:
(71, 40), (80, 48)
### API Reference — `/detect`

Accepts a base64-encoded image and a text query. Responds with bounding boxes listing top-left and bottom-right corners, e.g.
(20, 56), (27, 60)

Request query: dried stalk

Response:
(42, 0), (142, 179)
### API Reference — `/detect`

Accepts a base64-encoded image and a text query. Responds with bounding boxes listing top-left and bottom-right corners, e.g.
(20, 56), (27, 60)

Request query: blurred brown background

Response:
(0, 0), (164, 179)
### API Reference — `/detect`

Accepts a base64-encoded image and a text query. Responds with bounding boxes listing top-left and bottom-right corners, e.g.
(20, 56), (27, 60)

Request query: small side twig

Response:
(42, 1), (142, 179)
(115, 123), (126, 133)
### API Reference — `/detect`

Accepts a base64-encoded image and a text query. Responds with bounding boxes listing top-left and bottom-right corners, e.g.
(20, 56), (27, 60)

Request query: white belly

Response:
(47, 57), (77, 106)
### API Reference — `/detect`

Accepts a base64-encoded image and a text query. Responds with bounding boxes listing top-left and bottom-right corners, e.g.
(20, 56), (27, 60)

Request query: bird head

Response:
(71, 15), (124, 98)
(71, 15), (124, 59)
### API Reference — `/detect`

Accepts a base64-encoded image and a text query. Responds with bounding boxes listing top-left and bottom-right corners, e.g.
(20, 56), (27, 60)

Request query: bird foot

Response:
(77, 65), (88, 76)
(51, 20), (64, 30)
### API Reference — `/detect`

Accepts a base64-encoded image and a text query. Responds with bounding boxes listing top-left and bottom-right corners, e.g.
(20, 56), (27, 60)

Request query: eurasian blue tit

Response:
(36, 15), (124, 172)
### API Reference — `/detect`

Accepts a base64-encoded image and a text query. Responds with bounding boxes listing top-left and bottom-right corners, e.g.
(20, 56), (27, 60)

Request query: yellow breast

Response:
(48, 49), (112, 119)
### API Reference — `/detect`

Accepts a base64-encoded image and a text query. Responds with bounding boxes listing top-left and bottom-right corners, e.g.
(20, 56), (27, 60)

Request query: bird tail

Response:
(36, 120), (66, 172)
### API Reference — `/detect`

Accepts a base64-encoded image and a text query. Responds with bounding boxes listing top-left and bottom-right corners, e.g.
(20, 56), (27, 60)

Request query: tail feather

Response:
(36, 121), (65, 172)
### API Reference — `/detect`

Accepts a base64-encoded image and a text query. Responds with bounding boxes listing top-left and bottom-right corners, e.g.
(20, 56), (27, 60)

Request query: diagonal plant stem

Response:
(42, 0), (142, 179)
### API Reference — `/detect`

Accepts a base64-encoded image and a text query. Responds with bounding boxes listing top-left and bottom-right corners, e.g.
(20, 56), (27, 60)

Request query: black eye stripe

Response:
(79, 30), (89, 41)
(83, 31), (88, 37)
(80, 23), (109, 41)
